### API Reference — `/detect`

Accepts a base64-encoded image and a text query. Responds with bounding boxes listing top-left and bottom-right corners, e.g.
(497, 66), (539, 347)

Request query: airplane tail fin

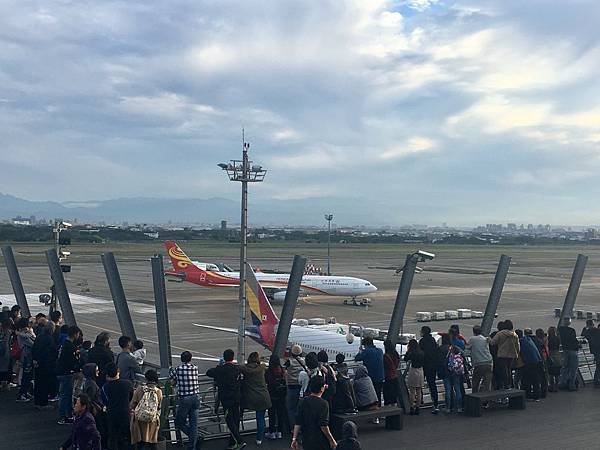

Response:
(164, 241), (204, 274)
(246, 262), (279, 349)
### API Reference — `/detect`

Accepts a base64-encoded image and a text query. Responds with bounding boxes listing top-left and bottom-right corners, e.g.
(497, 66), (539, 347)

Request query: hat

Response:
(291, 344), (302, 356)
(524, 328), (533, 335)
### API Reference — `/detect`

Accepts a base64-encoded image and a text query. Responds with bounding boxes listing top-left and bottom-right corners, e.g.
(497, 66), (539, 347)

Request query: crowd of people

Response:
(0, 305), (161, 450)
(1, 302), (599, 450)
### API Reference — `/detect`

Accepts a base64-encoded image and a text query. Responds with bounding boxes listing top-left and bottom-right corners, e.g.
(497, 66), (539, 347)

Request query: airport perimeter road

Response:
(2, 386), (599, 449)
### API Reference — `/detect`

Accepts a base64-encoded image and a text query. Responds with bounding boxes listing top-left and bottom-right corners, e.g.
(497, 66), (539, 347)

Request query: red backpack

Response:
(10, 334), (21, 360)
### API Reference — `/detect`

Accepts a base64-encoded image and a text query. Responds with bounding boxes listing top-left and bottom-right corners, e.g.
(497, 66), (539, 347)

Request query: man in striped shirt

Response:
(170, 351), (201, 449)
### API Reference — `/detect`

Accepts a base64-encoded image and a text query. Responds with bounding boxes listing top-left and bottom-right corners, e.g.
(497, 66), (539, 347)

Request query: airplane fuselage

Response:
(174, 269), (378, 297)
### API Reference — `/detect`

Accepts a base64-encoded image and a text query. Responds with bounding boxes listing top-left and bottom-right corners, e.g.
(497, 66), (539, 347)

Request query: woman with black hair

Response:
(265, 354), (288, 439)
(403, 339), (424, 415)
(60, 393), (102, 450)
(130, 369), (163, 449)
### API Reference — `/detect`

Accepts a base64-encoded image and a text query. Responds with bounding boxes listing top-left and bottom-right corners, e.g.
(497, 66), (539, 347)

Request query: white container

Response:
(445, 310), (459, 320)
(433, 311), (446, 321)
(416, 312), (432, 322)
(308, 318), (326, 326)
(294, 319), (309, 327)
(457, 309), (472, 319)
(471, 311), (483, 319)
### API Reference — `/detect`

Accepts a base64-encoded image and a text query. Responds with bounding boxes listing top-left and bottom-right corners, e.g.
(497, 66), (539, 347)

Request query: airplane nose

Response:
(371, 285), (378, 292)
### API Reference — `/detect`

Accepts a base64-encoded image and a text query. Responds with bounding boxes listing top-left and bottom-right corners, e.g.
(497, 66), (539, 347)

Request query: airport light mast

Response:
(218, 132), (267, 363)
(324, 214), (333, 275)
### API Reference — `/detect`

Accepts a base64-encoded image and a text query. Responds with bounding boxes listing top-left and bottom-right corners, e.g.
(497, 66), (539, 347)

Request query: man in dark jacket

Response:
(337, 420), (362, 450)
(56, 326), (82, 425)
(87, 332), (114, 387)
(32, 321), (57, 409)
(558, 318), (580, 391)
(102, 362), (133, 450)
(60, 393), (101, 450)
(583, 324), (600, 386)
(206, 349), (244, 449)
(419, 326), (440, 413)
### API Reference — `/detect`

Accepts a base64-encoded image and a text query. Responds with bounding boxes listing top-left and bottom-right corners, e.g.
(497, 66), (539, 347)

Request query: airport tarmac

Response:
(2, 242), (600, 368)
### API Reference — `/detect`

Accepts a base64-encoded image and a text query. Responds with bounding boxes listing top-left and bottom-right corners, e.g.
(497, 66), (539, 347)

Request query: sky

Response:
(1, 0), (599, 226)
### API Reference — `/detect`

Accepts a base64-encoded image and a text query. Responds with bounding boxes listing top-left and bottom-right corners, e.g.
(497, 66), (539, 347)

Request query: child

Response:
(132, 340), (146, 366)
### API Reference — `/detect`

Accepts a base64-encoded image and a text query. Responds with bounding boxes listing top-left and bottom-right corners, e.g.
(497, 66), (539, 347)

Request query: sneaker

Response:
(16, 395), (30, 402)
(372, 417), (380, 424)
(57, 417), (74, 425)
(432, 407), (440, 415)
(256, 440), (262, 446)
(49, 396), (59, 402)
(276, 432), (282, 439)
(264, 433), (275, 440)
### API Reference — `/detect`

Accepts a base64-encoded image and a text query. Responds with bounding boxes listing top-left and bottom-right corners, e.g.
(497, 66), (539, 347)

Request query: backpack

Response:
(10, 335), (21, 360)
(447, 350), (464, 376)
(134, 386), (160, 423)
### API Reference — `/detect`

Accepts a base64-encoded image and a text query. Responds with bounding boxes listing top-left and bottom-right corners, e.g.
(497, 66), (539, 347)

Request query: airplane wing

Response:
(192, 323), (260, 338)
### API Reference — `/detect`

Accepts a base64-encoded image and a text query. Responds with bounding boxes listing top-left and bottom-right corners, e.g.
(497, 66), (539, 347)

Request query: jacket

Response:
(206, 362), (241, 407)
(81, 363), (101, 406)
(87, 345), (114, 385)
(57, 339), (80, 376)
(354, 345), (384, 382)
(61, 411), (101, 450)
(337, 420), (362, 450)
(558, 326), (580, 351)
(332, 375), (356, 413)
(519, 337), (542, 364)
(466, 335), (493, 366)
(32, 329), (57, 370)
(491, 329), (520, 358)
(130, 383), (163, 445)
(419, 335), (438, 370)
(584, 328), (600, 354)
(265, 366), (286, 398)
(241, 362), (272, 411)
(284, 356), (305, 386)
(353, 365), (378, 408)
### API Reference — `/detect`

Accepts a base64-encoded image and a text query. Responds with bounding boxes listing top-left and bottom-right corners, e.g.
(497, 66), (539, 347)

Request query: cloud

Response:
(0, 0), (599, 224)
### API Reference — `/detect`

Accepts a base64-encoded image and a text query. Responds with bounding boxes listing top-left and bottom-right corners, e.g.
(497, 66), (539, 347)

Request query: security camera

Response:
(417, 250), (435, 260)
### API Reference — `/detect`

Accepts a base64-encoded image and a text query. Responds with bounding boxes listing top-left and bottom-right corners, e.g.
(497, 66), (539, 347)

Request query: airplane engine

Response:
(272, 291), (287, 302)
(346, 332), (355, 344)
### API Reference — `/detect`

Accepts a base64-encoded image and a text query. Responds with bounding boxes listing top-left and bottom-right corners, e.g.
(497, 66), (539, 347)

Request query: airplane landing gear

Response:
(343, 297), (371, 307)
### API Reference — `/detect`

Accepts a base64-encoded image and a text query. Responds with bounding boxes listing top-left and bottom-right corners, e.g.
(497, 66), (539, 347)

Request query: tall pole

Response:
(102, 252), (137, 341)
(1, 246), (31, 317)
(151, 255), (172, 375)
(45, 249), (77, 327)
(238, 141), (249, 363)
(325, 214), (333, 276)
(481, 254), (511, 336)
(388, 253), (419, 345)
(558, 254), (588, 326)
(273, 255), (307, 357)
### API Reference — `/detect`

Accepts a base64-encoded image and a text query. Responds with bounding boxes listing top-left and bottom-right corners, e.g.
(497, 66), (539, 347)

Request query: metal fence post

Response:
(1, 246), (31, 317)
(273, 255), (307, 357)
(481, 254), (511, 336)
(101, 252), (137, 341)
(151, 255), (172, 374)
(388, 254), (418, 345)
(45, 249), (77, 327)
(559, 254), (588, 326)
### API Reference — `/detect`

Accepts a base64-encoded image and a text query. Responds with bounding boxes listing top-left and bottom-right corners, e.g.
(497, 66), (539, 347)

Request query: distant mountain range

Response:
(0, 193), (385, 226)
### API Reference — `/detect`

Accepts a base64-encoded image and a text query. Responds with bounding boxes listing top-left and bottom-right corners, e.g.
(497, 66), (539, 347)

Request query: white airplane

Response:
(164, 241), (377, 302)
(193, 261), (417, 362)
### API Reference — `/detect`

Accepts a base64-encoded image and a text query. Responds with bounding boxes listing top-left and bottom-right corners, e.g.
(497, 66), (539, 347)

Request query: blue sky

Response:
(1, 0), (599, 225)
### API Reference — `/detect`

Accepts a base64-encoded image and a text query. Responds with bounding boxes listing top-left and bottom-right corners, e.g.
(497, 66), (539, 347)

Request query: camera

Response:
(416, 250), (435, 261)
